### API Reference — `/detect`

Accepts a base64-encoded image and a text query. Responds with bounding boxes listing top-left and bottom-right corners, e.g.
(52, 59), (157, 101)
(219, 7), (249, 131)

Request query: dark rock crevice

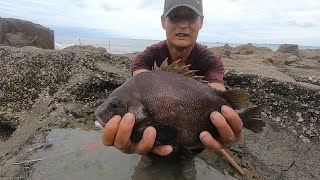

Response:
(0, 122), (16, 141)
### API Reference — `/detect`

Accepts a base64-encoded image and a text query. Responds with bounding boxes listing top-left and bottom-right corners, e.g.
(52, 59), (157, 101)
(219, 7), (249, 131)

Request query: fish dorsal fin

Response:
(153, 61), (159, 70)
(157, 57), (207, 83)
(159, 57), (169, 71)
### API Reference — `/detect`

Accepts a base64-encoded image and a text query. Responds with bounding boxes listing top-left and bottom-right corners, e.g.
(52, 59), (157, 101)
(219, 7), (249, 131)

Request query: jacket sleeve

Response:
(203, 51), (225, 85)
(130, 46), (156, 74)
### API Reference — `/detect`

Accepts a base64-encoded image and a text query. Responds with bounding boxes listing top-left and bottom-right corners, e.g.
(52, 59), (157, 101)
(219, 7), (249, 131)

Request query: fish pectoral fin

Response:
(152, 124), (178, 145)
(238, 106), (266, 133)
(219, 89), (250, 109)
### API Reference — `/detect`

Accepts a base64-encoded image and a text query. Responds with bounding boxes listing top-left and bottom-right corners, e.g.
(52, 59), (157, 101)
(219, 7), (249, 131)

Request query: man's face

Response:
(161, 6), (203, 49)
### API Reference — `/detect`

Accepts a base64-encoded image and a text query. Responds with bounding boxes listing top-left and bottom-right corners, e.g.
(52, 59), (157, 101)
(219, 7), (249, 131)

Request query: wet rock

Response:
(0, 18), (54, 49)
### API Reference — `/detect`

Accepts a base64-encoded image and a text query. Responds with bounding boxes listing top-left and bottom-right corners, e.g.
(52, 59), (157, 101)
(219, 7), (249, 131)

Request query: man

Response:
(102, 0), (242, 167)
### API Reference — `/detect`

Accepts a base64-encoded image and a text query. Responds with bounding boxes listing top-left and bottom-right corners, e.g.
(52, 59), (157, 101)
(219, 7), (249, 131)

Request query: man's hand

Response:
(199, 105), (243, 150)
(102, 113), (173, 156)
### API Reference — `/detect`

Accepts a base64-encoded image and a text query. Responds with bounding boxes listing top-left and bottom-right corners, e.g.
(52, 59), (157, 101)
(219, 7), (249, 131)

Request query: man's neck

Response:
(167, 42), (195, 64)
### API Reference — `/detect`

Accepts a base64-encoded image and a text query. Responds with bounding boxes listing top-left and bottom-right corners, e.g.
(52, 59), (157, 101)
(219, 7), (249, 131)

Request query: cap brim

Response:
(163, 4), (203, 18)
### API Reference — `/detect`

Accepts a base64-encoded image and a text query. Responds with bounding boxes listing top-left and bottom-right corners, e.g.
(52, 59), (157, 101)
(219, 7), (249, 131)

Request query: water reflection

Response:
(28, 129), (235, 180)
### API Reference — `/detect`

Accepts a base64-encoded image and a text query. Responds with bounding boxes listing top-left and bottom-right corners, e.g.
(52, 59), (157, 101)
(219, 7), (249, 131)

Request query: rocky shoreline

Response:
(0, 44), (319, 179)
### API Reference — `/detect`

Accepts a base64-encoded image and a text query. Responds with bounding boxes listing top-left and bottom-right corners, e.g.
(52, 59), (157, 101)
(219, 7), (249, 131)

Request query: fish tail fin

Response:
(238, 106), (266, 133)
(220, 89), (250, 109)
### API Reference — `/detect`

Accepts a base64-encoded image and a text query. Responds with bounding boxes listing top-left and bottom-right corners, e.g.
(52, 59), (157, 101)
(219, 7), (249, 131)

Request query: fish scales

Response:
(131, 70), (221, 147)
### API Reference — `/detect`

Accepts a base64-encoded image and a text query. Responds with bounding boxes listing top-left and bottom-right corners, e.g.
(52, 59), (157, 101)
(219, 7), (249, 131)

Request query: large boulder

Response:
(0, 18), (54, 49)
(266, 52), (299, 65)
(298, 49), (320, 60)
(209, 44), (232, 58)
(277, 44), (299, 54)
(233, 43), (272, 55)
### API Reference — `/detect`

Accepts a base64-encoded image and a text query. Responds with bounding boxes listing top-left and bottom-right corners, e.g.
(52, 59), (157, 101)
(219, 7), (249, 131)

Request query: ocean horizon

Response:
(55, 36), (320, 54)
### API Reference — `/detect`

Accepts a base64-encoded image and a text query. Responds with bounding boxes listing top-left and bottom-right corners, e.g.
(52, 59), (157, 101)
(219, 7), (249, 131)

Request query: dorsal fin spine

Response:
(156, 57), (207, 84)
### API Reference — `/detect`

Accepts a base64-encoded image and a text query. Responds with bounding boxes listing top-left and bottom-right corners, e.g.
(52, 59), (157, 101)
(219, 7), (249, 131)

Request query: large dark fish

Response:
(95, 59), (265, 149)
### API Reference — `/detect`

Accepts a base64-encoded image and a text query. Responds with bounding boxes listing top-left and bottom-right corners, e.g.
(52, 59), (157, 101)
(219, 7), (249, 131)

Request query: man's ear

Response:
(161, 15), (166, 30)
(199, 16), (204, 29)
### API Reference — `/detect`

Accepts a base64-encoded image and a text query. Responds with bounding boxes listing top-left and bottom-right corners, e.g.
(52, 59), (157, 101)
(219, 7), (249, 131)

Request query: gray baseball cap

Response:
(163, 0), (203, 18)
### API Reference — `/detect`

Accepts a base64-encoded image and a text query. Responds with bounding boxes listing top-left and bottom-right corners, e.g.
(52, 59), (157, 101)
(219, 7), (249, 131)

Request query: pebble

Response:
(297, 117), (304, 122)
(309, 109), (315, 112)
(305, 130), (312, 135)
(299, 135), (311, 143)
(292, 129), (297, 133)
(303, 127), (308, 132)
(296, 112), (302, 117)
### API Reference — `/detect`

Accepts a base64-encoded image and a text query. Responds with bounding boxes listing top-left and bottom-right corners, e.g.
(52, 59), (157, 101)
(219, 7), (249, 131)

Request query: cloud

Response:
(0, 0), (319, 45)
(137, 0), (163, 10)
(200, 0), (320, 45)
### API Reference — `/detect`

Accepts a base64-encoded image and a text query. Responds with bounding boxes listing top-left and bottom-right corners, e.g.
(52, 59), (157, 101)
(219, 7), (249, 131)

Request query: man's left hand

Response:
(199, 105), (243, 150)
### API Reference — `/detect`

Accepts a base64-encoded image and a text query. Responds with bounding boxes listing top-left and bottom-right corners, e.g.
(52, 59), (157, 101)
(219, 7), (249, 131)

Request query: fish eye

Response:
(109, 97), (120, 109)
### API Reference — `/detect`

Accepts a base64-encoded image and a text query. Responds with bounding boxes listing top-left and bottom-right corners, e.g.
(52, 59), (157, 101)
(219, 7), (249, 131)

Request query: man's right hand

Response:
(102, 113), (173, 156)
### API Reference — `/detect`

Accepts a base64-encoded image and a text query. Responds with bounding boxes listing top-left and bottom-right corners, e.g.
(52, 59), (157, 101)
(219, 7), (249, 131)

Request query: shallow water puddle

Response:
(27, 129), (235, 180)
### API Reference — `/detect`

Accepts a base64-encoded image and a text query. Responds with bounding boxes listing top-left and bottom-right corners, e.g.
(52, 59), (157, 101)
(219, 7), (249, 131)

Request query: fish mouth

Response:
(95, 115), (106, 129)
(176, 33), (189, 37)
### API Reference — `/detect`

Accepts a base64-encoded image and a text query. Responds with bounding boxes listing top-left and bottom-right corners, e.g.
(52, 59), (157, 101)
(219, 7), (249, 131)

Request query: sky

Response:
(1, 0), (320, 46)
